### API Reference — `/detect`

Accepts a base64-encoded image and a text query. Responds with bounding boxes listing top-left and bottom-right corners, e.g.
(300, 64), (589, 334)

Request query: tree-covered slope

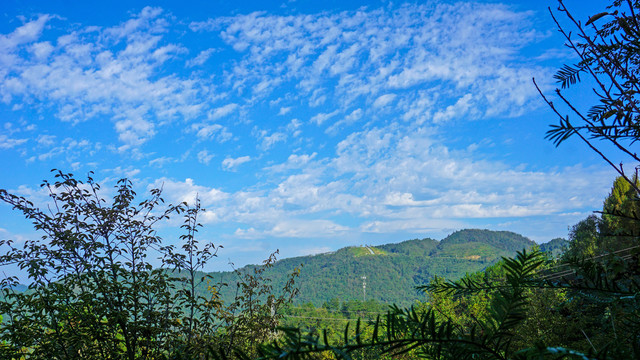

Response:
(539, 237), (568, 258)
(207, 229), (538, 307)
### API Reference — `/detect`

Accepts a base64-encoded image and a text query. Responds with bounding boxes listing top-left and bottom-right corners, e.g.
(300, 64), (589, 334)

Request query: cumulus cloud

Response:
(373, 94), (396, 108)
(258, 131), (286, 150)
(326, 108), (363, 135)
(235, 219), (349, 239)
(208, 103), (238, 120)
(278, 107), (291, 115)
(36, 134), (56, 146)
(163, 124), (609, 237)
(193, 123), (232, 142)
(310, 110), (339, 125)
(267, 152), (318, 172)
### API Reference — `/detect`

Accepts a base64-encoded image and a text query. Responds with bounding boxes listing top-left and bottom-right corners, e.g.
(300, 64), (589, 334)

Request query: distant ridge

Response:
(206, 229), (539, 307)
(439, 229), (535, 252)
(5, 230), (549, 306)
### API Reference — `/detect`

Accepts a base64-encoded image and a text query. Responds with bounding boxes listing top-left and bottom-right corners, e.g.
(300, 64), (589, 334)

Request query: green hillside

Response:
(539, 237), (568, 258)
(206, 229), (537, 307)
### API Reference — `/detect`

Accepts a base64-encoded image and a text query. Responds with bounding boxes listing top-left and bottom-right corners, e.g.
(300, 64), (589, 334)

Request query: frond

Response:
(554, 63), (586, 89)
(545, 117), (577, 146)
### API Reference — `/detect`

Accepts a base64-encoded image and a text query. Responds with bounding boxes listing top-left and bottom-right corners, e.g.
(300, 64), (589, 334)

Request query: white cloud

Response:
(0, 2), (608, 254)
(373, 94), (396, 108)
(310, 110), (339, 125)
(258, 131), (286, 150)
(267, 152), (317, 172)
(197, 149), (214, 165)
(148, 156), (174, 167)
(115, 118), (155, 148)
(195, 2), (550, 128)
(0, 9), (215, 149)
(0, 134), (28, 149)
(186, 48), (217, 67)
(278, 107), (291, 115)
(222, 155), (251, 171)
(208, 103), (238, 120)
(360, 218), (465, 234)
(138, 119), (611, 242)
(326, 108), (362, 134)
(151, 177), (229, 206)
(235, 219), (349, 239)
(192, 123), (232, 142)
(432, 93), (476, 123)
(287, 118), (302, 137)
(36, 134), (56, 146)
(0, 15), (52, 71)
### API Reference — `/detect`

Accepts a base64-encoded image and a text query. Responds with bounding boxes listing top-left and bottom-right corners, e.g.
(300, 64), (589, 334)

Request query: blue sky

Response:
(0, 0), (619, 272)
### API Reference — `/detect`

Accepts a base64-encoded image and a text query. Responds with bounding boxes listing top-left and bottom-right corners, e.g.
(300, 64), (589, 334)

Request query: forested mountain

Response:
(5, 229), (544, 307)
(539, 237), (569, 258)
(208, 229), (537, 307)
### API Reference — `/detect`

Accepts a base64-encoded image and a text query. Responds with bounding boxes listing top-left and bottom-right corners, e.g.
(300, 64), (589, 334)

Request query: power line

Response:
(542, 244), (640, 272)
(540, 245), (639, 281)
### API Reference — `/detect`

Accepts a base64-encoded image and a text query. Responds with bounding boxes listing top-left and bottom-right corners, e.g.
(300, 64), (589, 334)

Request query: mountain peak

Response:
(440, 229), (536, 252)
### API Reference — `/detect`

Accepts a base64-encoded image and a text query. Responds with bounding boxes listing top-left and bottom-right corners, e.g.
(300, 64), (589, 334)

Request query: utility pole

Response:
(361, 276), (366, 302)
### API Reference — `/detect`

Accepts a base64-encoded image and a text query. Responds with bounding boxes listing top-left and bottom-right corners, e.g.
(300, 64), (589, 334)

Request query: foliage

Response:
(0, 171), (301, 359)
(535, 0), (640, 190)
(438, 230), (535, 253)
(225, 216), (639, 359)
(211, 251), (301, 358)
(538, 238), (569, 259)
(1, 171), (176, 359)
(563, 215), (601, 259)
(207, 230), (536, 308)
(278, 299), (389, 352)
(237, 250), (591, 360)
(600, 175), (640, 251)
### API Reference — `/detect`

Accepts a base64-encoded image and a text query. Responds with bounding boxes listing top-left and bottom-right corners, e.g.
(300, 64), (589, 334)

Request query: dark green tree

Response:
(600, 176), (640, 249)
(563, 215), (601, 259)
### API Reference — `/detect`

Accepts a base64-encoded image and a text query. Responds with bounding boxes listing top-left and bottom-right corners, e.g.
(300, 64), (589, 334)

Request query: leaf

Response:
(554, 64), (585, 89)
(585, 12), (609, 26)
